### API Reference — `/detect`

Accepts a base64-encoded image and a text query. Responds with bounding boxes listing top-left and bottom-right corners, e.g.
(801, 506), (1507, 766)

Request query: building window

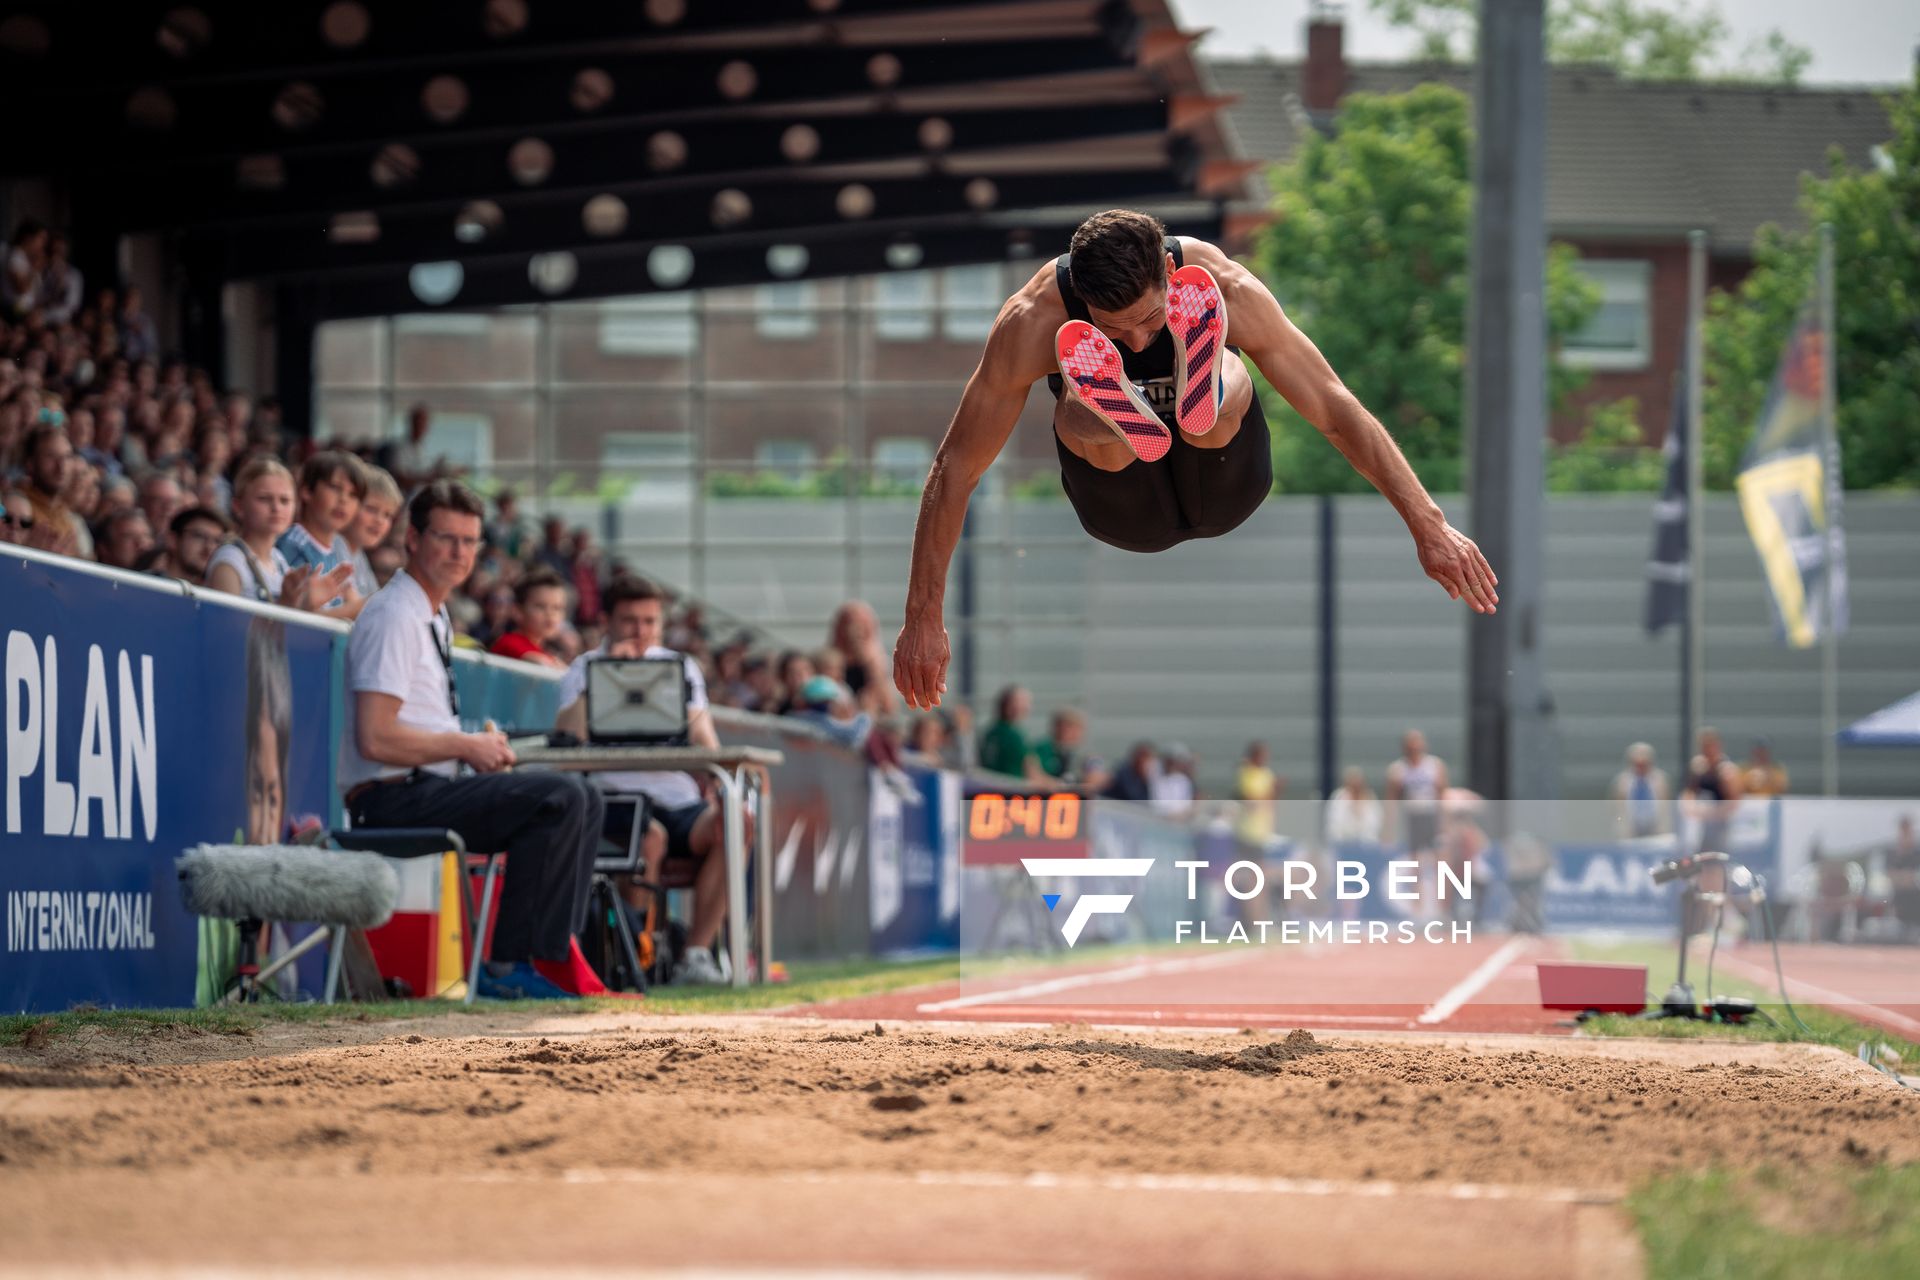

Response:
(393, 312), (491, 339)
(1564, 260), (1652, 370)
(872, 436), (932, 484)
(755, 438), (818, 482)
(597, 294), (696, 356)
(396, 409), (493, 473)
(941, 264), (1001, 342)
(874, 269), (935, 342)
(601, 430), (695, 502)
(601, 430), (693, 473)
(754, 281), (818, 340)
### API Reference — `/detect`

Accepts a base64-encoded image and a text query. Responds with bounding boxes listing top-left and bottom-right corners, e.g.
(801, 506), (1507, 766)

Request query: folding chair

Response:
(587, 795), (651, 992)
(591, 794), (705, 991)
(328, 827), (505, 1005)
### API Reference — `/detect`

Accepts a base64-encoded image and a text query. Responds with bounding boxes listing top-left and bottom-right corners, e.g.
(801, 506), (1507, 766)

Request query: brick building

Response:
(1209, 14), (1900, 441)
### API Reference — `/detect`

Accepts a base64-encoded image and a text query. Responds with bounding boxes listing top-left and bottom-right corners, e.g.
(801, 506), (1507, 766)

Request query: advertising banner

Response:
(1543, 808), (1778, 933)
(714, 712), (873, 961)
(869, 765), (960, 957)
(3, 559), (336, 1012)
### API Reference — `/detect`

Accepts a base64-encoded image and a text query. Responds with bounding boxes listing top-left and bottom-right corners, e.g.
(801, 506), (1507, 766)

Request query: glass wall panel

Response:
(391, 311), (538, 387)
(316, 318), (386, 388)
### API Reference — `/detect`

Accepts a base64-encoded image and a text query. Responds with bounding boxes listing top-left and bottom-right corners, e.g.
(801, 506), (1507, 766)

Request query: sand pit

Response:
(3, 1012), (1916, 1278)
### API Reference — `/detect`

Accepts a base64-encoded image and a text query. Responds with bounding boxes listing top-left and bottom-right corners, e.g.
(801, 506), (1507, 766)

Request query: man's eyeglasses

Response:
(423, 529), (482, 553)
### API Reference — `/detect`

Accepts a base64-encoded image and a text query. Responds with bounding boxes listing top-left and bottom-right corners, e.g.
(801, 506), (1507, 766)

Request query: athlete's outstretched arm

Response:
(896, 306), (1046, 709)
(1219, 259), (1499, 614)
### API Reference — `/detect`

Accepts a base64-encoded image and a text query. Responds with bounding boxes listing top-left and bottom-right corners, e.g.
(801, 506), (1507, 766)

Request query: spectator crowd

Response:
(0, 217), (939, 751)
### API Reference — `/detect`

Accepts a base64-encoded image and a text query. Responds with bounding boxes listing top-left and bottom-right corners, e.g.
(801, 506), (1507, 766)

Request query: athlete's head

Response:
(1070, 209), (1171, 353)
(604, 574), (668, 657)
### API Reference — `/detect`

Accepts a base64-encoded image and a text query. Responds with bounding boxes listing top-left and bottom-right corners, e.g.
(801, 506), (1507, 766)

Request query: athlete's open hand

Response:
(894, 614), (950, 710)
(1415, 521), (1499, 614)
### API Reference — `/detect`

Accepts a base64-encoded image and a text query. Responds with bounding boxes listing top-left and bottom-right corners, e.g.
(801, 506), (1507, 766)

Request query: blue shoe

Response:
(476, 962), (580, 1001)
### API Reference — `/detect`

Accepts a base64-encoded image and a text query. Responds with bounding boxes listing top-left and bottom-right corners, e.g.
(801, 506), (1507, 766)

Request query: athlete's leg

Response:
(1179, 353), (1252, 451)
(1053, 393), (1139, 472)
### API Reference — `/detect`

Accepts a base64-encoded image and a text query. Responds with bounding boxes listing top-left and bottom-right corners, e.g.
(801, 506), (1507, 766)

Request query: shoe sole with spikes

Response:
(1167, 264), (1227, 437)
(1055, 320), (1172, 463)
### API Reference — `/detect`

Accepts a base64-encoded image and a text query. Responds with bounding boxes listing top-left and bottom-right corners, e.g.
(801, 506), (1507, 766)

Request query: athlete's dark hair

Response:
(169, 504), (230, 539)
(994, 684), (1027, 721)
(407, 478), (485, 533)
(604, 573), (666, 612)
(299, 448), (367, 500)
(514, 568), (568, 608)
(1068, 209), (1168, 312)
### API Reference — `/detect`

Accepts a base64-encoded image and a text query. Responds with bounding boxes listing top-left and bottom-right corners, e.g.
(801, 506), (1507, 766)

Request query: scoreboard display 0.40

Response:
(961, 786), (1090, 865)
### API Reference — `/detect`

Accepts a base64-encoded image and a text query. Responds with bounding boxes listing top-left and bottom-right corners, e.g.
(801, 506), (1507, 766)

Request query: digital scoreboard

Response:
(961, 785), (1090, 865)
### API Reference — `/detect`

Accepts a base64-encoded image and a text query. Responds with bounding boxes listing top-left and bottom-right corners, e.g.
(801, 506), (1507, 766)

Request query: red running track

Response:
(1711, 941), (1920, 1041)
(791, 933), (1578, 1035)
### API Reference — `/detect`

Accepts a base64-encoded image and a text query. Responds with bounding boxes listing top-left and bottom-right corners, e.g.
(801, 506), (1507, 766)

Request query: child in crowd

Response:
(206, 456), (349, 610)
(277, 449), (365, 618)
(344, 463), (400, 601)
(488, 569), (570, 669)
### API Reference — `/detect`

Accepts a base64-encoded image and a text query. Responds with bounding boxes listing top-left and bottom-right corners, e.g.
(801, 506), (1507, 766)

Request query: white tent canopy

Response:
(1838, 691), (1920, 747)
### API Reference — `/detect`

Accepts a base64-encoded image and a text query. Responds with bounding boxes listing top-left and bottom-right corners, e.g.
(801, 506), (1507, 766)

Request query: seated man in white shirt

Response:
(340, 481), (600, 1001)
(555, 575), (745, 986)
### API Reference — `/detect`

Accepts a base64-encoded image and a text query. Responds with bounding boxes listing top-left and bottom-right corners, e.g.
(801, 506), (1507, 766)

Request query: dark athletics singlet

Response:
(1046, 240), (1272, 554)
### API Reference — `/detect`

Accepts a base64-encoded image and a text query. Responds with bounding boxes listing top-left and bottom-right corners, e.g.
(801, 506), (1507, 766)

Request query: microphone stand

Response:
(1649, 878), (1706, 1019)
(1638, 852), (1728, 1021)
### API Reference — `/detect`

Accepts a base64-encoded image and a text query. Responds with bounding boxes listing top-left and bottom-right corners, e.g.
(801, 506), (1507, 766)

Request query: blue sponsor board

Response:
(2, 558), (336, 1012)
(1544, 844), (1683, 931)
(869, 765), (959, 956)
(454, 651), (562, 735)
(1544, 818), (1778, 933)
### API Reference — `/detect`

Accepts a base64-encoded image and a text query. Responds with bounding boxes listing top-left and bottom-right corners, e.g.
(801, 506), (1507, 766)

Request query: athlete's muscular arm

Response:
(896, 295), (1053, 709)
(1192, 244), (1499, 614)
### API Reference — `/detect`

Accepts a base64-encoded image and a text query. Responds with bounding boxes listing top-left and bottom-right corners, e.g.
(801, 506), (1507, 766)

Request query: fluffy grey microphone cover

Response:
(177, 844), (401, 928)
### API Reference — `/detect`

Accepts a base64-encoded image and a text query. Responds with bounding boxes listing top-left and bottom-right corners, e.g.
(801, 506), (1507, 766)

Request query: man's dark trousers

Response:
(351, 771), (600, 963)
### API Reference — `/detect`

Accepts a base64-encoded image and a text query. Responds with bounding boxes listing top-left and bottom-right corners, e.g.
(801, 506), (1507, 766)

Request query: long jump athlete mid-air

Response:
(893, 208), (1500, 710)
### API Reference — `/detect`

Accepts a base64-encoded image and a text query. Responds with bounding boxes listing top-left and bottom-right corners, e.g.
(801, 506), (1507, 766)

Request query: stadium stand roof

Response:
(0, 0), (1245, 317)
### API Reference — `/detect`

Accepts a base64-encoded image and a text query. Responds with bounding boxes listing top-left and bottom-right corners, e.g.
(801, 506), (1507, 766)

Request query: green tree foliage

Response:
(705, 451), (924, 499)
(1546, 397), (1669, 492)
(1369, 0), (1810, 85)
(1702, 73), (1920, 490)
(1247, 84), (1599, 494)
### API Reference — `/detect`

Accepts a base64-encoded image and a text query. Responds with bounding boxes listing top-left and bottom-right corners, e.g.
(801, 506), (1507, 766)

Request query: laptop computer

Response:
(585, 656), (691, 745)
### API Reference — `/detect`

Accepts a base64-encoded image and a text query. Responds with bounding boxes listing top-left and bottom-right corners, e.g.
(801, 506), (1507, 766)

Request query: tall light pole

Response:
(1466, 0), (1554, 800)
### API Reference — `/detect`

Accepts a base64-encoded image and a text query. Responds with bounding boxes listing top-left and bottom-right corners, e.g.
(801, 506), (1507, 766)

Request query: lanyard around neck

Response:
(427, 613), (462, 718)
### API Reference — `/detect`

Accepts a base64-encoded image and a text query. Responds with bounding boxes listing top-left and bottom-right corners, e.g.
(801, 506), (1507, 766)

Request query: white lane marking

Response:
(917, 949), (1258, 1014)
(909, 1168), (1611, 1204)
(977, 1005), (1409, 1025)
(1416, 937), (1529, 1026)
(14, 1270), (1074, 1280)
(1710, 953), (1920, 1039)
(457, 1165), (1614, 1207)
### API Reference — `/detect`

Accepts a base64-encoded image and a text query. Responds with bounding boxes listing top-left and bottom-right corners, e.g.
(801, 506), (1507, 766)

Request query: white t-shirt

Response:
(339, 570), (463, 792)
(350, 548), (379, 601)
(1324, 791), (1384, 844)
(1150, 771), (1195, 817)
(3, 246), (38, 313)
(558, 644), (707, 809)
(1388, 755), (1444, 813)
(208, 541), (289, 602)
